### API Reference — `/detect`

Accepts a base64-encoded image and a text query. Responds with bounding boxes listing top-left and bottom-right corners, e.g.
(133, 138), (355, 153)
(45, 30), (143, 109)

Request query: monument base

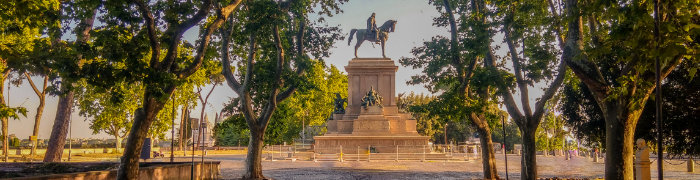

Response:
(314, 135), (429, 154)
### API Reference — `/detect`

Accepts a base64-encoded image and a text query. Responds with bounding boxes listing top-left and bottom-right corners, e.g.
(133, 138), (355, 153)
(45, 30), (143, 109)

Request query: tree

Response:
(562, 61), (700, 157)
(194, 60), (223, 149)
(560, 72), (605, 149)
(636, 61), (700, 157)
(213, 114), (249, 146)
(0, 0), (56, 161)
(23, 72), (48, 156)
(43, 0), (99, 163)
(60, 0), (245, 178)
(560, 0), (699, 179)
(77, 80), (176, 153)
(471, 0), (570, 178)
(402, 92), (480, 144)
(400, 0), (516, 178)
(399, 93), (439, 141)
(214, 64), (347, 146)
(219, 1), (345, 178)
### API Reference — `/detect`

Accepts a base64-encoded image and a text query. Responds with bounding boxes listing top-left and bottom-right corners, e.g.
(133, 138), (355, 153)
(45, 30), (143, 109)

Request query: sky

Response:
(6, 0), (545, 139)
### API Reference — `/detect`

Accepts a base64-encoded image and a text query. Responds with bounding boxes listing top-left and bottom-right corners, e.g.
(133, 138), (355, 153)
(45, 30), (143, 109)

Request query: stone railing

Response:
(9, 162), (220, 180)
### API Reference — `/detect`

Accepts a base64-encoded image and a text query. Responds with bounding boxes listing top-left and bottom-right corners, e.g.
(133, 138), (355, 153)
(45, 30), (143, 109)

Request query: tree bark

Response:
(1, 116), (6, 161)
(179, 104), (187, 151)
(26, 73), (48, 156)
(520, 127), (538, 179)
(43, 89), (74, 162)
(243, 127), (265, 179)
(1, 71), (7, 161)
(117, 92), (166, 180)
(602, 101), (639, 180)
(44, 2), (97, 162)
(115, 135), (122, 153)
(476, 124), (499, 179)
(30, 97), (45, 156)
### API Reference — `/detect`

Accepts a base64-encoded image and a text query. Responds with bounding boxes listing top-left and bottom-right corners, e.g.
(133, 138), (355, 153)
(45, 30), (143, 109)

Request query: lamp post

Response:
(546, 132), (552, 157)
(653, 0), (664, 178)
(68, 111), (72, 162)
(502, 115), (508, 180)
(170, 94), (175, 163)
(302, 111), (307, 148)
(444, 123), (448, 145)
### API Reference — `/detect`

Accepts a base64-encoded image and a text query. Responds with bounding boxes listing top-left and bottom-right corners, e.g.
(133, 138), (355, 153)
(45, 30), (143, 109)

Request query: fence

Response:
(260, 144), (484, 162)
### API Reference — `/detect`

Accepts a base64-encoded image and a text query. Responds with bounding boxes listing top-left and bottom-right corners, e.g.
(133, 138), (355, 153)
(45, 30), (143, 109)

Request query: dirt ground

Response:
(212, 154), (700, 180)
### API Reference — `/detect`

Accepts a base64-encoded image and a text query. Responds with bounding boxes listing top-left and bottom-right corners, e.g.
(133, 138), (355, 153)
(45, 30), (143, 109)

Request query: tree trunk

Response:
(476, 126), (499, 179)
(179, 105), (186, 151)
(1, 117), (6, 162)
(115, 135), (122, 153)
(520, 127), (538, 179)
(43, 89), (74, 162)
(0, 73), (6, 161)
(603, 104), (637, 180)
(30, 97), (45, 156)
(243, 127), (266, 179)
(117, 92), (167, 180)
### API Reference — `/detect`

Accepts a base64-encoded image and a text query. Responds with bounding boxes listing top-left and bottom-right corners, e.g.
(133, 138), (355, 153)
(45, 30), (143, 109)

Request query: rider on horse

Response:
(367, 13), (379, 43)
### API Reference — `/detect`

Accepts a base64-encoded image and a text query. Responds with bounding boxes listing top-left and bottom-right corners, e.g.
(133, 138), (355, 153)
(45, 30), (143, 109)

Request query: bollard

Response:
(422, 145), (426, 162)
(634, 139), (651, 180)
(340, 145), (344, 162)
(395, 145), (399, 162)
(368, 145), (371, 162)
(689, 158), (695, 172)
(270, 145), (274, 161)
(594, 152), (599, 162)
(357, 146), (360, 162)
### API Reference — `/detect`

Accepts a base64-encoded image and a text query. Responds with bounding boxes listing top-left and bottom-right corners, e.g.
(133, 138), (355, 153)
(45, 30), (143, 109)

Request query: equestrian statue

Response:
(348, 13), (397, 58)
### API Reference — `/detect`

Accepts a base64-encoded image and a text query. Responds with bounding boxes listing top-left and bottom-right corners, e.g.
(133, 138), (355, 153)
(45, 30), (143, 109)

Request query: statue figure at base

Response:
(333, 93), (347, 114)
(361, 86), (383, 108)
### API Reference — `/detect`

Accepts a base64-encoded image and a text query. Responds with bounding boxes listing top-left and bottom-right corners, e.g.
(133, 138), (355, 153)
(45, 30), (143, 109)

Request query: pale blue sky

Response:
(7, 0), (544, 139)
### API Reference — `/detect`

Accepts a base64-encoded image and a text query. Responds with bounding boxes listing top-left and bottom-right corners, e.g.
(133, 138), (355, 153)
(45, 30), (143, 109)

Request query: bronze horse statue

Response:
(348, 20), (397, 58)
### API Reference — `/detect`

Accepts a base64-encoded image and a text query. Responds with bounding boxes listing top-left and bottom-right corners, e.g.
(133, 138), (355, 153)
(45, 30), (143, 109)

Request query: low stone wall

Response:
(9, 162), (220, 180)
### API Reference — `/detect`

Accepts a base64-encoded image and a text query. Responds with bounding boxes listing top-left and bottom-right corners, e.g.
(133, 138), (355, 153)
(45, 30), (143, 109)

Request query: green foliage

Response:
(214, 64), (346, 145)
(213, 115), (249, 146)
(76, 80), (180, 140)
(0, 0), (61, 64)
(491, 120), (522, 151)
(535, 113), (566, 151)
(562, 61), (700, 155)
(0, 104), (27, 121)
(399, 92), (440, 141)
(560, 71), (605, 148)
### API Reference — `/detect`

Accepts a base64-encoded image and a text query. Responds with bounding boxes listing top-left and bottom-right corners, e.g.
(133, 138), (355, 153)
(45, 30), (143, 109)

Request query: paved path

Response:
(178, 154), (699, 179)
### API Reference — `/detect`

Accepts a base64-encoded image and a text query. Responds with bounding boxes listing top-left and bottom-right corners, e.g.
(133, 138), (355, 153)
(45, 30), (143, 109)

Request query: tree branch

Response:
(562, 0), (609, 99)
(547, 0), (565, 49)
(24, 72), (43, 97)
(241, 34), (256, 93)
(503, 25), (533, 118)
(221, 16), (243, 94)
(259, 25), (285, 127)
(442, 0), (466, 92)
(532, 54), (567, 123)
(132, 0), (160, 68)
(177, 0), (243, 78)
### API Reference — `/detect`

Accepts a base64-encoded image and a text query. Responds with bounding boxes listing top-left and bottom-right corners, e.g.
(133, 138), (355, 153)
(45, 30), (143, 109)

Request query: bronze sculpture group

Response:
(333, 93), (346, 114)
(361, 86), (383, 108)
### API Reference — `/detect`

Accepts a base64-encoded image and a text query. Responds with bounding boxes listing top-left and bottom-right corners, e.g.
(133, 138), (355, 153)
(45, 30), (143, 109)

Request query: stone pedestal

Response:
(315, 58), (428, 153)
(635, 139), (651, 180)
(689, 158), (695, 172)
